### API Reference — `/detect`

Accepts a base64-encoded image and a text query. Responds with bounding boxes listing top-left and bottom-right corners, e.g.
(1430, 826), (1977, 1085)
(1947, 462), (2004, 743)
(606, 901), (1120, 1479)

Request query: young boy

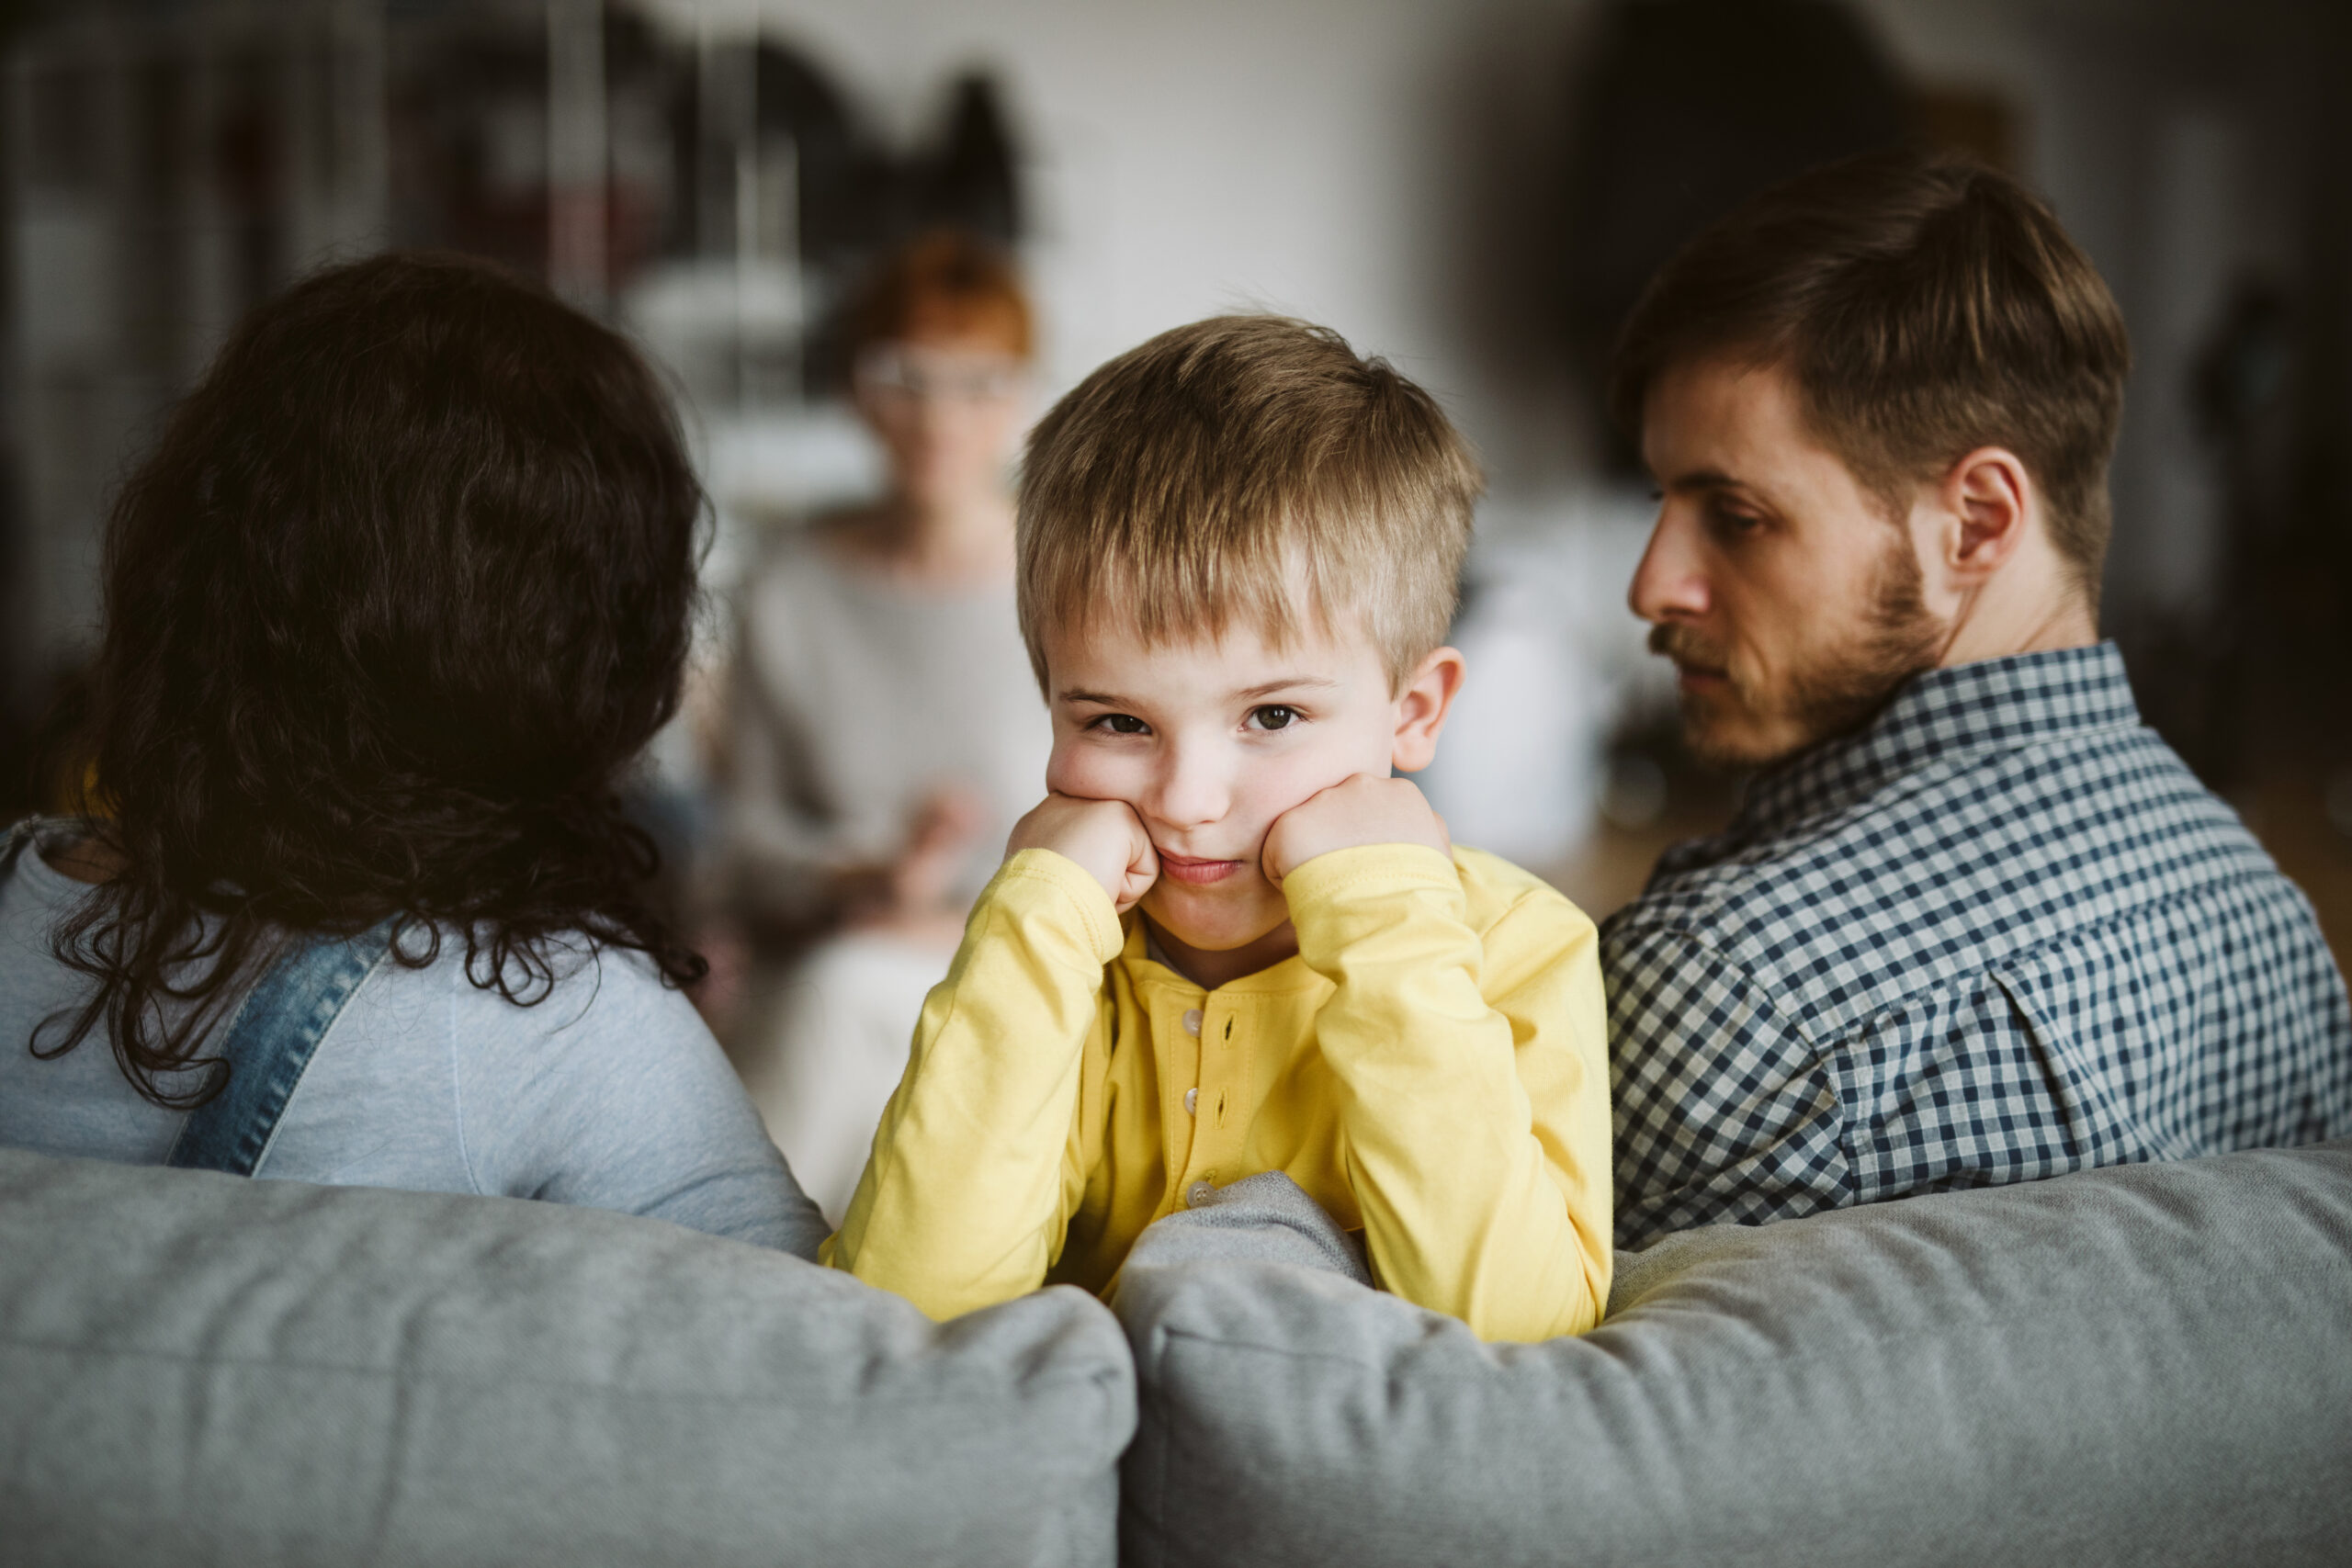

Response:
(822, 316), (1611, 1341)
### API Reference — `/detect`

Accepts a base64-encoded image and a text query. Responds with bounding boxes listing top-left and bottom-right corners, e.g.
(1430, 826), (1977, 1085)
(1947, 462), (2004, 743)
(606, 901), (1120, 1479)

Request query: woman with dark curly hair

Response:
(0, 251), (826, 1258)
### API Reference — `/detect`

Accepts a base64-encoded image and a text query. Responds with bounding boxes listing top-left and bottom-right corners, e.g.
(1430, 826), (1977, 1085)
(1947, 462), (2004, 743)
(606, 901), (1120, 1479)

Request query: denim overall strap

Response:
(166, 917), (401, 1177)
(0, 817), (43, 877)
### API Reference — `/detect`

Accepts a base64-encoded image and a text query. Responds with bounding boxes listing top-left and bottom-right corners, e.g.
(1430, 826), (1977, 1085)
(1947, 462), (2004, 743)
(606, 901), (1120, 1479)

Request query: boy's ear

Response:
(1391, 646), (1467, 774)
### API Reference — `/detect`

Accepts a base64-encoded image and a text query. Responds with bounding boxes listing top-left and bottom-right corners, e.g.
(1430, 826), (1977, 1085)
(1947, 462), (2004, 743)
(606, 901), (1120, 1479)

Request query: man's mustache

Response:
(1647, 624), (1729, 671)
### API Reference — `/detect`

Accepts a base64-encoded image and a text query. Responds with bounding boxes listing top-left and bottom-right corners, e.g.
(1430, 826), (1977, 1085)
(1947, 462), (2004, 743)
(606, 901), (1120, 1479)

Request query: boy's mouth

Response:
(1157, 851), (1247, 886)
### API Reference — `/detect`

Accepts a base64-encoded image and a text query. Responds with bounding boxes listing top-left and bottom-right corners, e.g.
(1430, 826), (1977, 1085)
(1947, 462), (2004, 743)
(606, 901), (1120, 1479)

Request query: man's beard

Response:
(1652, 536), (1945, 769)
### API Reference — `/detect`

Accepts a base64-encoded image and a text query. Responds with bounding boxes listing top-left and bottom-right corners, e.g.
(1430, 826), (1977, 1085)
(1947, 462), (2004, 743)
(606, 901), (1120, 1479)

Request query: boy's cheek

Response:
(1044, 745), (1133, 806)
(1258, 756), (1362, 834)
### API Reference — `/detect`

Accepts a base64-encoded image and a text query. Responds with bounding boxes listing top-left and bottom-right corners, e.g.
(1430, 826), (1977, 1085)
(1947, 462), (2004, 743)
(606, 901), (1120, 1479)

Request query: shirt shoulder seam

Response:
(1609, 921), (1825, 1052)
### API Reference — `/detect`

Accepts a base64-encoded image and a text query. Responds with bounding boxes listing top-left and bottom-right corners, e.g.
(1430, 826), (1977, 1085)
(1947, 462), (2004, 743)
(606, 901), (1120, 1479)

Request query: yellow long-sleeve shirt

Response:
(823, 840), (1612, 1342)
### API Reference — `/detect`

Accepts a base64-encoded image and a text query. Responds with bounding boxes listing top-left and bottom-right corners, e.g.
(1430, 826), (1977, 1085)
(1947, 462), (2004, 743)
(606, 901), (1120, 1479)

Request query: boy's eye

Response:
(1089, 713), (1150, 736)
(1248, 705), (1299, 731)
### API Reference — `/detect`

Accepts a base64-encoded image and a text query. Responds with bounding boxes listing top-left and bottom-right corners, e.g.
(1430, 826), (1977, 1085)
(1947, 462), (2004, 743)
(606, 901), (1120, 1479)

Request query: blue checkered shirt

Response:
(1603, 642), (2352, 1251)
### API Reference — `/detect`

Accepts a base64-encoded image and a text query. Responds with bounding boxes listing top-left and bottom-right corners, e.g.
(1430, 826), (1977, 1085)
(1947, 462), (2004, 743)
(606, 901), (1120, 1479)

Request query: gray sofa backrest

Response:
(1115, 1141), (2352, 1568)
(0, 1150), (1133, 1568)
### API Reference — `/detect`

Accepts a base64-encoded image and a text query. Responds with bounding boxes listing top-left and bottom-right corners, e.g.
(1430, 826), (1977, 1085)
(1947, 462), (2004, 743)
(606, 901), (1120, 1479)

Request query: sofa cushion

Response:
(0, 1149), (1132, 1568)
(1115, 1141), (2352, 1568)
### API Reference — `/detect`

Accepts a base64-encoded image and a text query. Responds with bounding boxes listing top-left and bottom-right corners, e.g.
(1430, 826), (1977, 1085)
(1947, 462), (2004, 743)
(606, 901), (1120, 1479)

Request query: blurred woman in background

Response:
(723, 230), (1050, 1221)
(0, 253), (827, 1258)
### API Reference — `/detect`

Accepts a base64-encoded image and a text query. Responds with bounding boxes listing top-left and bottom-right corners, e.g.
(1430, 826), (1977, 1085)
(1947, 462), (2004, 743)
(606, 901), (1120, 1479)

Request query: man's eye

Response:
(1708, 501), (1764, 536)
(1248, 705), (1299, 731)
(1090, 713), (1149, 735)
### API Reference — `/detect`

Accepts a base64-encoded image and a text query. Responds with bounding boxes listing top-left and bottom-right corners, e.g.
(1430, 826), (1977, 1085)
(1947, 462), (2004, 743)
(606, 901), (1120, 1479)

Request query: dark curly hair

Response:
(37, 250), (708, 1109)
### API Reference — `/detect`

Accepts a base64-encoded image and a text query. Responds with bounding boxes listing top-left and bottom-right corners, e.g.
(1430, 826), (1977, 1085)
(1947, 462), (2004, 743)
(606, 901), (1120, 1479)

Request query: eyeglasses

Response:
(854, 343), (1027, 405)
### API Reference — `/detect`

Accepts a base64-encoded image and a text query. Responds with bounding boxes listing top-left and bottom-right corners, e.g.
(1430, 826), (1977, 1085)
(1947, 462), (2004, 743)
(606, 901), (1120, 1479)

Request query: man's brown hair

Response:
(1018, 315), (1481, 691)
(1611, 148), (2132, 604)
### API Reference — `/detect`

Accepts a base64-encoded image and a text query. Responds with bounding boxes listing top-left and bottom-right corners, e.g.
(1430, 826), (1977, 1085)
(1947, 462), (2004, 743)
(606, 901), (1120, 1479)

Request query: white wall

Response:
(648, 0), (1600, 508)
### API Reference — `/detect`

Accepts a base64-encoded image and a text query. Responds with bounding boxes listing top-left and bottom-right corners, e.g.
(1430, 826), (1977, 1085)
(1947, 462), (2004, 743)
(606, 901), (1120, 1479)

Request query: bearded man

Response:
(1603, 149), (2351, 1251)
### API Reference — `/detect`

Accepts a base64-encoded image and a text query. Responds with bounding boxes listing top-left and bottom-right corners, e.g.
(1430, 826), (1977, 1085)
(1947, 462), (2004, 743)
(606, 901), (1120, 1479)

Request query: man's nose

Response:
(1146, 739), (1230, 830)
(1627, 504), (1710, 626)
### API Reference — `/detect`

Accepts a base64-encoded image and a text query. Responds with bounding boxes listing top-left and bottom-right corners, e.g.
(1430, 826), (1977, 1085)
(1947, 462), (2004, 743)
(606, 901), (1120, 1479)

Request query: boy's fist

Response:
(1007, 795), (1159, 912)
(1261, 774), (1451, 886)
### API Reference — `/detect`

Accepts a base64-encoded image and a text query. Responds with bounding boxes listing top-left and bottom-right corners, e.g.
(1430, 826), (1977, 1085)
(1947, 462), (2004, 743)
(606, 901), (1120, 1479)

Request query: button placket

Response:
(1173, 998), (1240, 1213)
(1160, 985), (1208, 1183)
(1187, 1006), (1234, 1197)
(1193, 1007), (1218, 1144)
(1212, 1012), (1235, 1128)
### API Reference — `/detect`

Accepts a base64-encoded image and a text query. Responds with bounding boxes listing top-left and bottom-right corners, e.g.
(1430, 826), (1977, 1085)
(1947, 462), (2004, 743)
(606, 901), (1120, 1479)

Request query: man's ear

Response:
(1391, 646), (1467, 774)
(1937, 446), (2035, 586)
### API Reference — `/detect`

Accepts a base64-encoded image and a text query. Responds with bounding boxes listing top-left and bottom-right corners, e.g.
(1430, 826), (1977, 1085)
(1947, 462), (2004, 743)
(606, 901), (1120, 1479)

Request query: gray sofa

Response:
(1114, 1141), (2352, 1568)
(0, 1149), (1133, 1567)
(6, 1142), (2346, 1567)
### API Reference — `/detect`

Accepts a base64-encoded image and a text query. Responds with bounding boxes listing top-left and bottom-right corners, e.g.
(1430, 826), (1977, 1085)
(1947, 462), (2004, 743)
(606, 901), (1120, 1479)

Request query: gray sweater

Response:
(726, 532), (1051, 914)
(0, 824), (828, 1258)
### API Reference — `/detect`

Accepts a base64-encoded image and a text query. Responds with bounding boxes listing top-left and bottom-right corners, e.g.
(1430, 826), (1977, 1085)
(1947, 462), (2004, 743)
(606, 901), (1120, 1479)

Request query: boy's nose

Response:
(1147, 744), (1231, 831)
(1627, 504), (1711, 626)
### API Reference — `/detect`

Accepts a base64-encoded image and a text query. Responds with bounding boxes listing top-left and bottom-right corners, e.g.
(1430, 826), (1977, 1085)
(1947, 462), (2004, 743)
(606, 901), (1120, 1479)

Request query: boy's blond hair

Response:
(1017, 315), (1481, 693)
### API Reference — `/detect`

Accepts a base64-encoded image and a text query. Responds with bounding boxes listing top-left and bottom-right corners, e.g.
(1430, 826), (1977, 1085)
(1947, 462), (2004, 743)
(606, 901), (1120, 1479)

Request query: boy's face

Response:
(1041, 612), (1457, 956)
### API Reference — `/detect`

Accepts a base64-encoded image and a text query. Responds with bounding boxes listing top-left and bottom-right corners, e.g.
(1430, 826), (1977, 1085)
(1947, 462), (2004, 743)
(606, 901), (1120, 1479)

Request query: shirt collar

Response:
(1123, 913), (1322, 998)
(1731, 641), (2143, 834)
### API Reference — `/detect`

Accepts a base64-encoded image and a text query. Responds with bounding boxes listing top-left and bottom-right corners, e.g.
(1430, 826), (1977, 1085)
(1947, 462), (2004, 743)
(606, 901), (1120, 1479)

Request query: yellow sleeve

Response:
(1284, 843), (1612, 1342)
(821, 848), (1124, 1319)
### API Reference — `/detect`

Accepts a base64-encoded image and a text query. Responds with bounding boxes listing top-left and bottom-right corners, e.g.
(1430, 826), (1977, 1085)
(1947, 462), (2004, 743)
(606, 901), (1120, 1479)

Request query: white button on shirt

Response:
(1185, 1179), (1216, 1208)
(1183, 1087), (1198, 1116)
(1182, 1008), (1203, 1036)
